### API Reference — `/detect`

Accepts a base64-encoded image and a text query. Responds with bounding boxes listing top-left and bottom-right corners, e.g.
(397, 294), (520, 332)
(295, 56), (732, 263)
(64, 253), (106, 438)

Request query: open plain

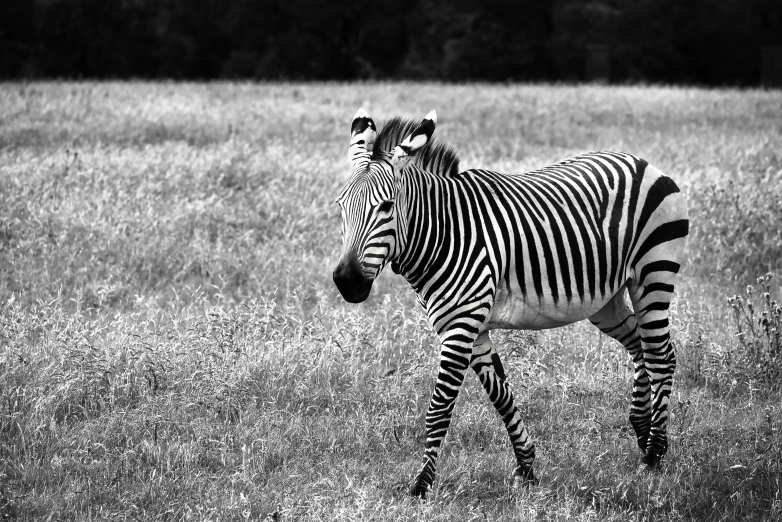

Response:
(1, 82), (781, 521)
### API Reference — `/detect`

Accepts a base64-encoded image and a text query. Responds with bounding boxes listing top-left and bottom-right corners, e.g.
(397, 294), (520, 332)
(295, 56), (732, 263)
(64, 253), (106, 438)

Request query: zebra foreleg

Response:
(589, 290), (652, 454)
(410, 341), (471, 498)
(470, 332), (537, 487)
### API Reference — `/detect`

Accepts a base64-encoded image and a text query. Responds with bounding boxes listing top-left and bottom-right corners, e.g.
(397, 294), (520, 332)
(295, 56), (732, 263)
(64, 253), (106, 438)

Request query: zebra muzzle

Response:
(333, 255), (373, 303)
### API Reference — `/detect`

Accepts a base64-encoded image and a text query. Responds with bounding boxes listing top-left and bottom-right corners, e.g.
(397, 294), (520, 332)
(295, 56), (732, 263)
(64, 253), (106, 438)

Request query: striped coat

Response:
(333, 109), (688, 497)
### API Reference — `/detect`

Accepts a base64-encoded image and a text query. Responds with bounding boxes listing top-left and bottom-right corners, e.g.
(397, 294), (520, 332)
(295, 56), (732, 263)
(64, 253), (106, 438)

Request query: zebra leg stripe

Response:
(589, 289), (651, 452)
(470, 333), (536, 482)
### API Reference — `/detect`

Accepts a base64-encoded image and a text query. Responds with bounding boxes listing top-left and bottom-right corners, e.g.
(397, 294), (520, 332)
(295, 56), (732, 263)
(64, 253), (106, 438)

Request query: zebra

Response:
(332, 108), (689, 497)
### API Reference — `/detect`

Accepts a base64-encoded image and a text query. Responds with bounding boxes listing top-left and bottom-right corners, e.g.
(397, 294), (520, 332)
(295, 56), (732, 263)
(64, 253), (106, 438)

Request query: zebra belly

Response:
(485, 287), (610, 330)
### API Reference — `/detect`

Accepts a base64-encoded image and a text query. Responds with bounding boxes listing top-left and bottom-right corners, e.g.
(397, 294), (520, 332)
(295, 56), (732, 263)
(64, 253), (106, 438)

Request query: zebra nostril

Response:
(334, 254), (362, 281)
(333, 261), (354, 285)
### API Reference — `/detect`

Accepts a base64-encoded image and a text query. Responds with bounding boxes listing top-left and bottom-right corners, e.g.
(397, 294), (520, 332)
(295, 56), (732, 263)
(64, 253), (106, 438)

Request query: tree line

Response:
(1, 0), (781, 85)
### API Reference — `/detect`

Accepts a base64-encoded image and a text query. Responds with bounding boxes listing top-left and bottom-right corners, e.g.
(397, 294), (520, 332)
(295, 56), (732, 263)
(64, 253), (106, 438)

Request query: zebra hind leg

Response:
(628, 269), (678, 469)
(589, 289), (652, 454)
(470, 332), (537, 487)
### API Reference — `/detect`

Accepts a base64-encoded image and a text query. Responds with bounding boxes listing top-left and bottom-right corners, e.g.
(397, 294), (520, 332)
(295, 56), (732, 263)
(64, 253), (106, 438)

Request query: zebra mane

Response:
(372, 117), (460, 177)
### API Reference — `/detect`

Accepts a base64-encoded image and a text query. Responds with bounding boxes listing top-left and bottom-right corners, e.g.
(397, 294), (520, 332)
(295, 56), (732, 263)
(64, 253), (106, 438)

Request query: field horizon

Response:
(1, 82), (781, 521)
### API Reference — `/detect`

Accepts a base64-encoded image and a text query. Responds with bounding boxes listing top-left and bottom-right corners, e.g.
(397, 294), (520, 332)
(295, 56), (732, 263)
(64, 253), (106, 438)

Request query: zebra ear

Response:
(391, 110), (437, 173)
(349, 108), (377, 171)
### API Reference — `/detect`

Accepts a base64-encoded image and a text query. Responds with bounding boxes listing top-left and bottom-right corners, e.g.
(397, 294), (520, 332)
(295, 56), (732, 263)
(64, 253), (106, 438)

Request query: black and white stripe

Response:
(333, 109), (689, 497)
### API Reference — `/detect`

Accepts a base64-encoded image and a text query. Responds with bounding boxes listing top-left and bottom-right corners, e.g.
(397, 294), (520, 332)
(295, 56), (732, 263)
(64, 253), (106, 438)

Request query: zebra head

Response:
(333, 108), (437, 303)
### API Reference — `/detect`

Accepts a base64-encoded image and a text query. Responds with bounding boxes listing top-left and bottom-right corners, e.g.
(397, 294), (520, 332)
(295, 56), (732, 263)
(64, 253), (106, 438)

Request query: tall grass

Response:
(1, 82), (781, 521)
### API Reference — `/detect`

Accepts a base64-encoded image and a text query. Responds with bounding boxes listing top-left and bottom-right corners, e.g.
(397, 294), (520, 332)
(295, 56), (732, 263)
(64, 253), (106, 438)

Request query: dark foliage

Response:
(0, 0), (781, 84)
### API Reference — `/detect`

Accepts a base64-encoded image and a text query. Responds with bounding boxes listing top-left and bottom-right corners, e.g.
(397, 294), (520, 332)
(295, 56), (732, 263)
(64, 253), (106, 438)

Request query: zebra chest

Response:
(485, 286), (606, 331)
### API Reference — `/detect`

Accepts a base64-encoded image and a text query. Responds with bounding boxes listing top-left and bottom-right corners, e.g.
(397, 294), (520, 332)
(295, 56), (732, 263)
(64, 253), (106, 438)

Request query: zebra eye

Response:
(377, 201), (394, 213)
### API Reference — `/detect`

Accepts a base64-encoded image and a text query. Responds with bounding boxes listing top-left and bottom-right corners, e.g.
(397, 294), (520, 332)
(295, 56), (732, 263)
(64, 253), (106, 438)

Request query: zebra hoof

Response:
(511, 466), (539, 489)
(409, 480), (429, 499)
(641, 450), (662, 470)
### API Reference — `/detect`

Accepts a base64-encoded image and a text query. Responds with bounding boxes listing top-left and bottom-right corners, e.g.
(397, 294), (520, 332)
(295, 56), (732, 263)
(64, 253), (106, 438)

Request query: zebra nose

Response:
(333, 257), (353, 283)
(332, 263), (348, 284)
(333, 256), (373, 303)
(333, 260), (362, 289)
(333, 253), (360, 280)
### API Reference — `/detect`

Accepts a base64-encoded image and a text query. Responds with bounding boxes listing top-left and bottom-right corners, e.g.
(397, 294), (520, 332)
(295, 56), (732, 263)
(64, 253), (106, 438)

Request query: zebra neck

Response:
(393, 173), (451, 291)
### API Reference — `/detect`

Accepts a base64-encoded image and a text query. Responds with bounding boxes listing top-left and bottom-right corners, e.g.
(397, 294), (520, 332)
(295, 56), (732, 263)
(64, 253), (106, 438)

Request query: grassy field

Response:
(1, 82), (781, 521)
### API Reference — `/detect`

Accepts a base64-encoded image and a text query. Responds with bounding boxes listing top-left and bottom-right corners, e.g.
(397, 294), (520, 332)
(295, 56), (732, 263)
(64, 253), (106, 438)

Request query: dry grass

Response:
(1, 82), (781, 521)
